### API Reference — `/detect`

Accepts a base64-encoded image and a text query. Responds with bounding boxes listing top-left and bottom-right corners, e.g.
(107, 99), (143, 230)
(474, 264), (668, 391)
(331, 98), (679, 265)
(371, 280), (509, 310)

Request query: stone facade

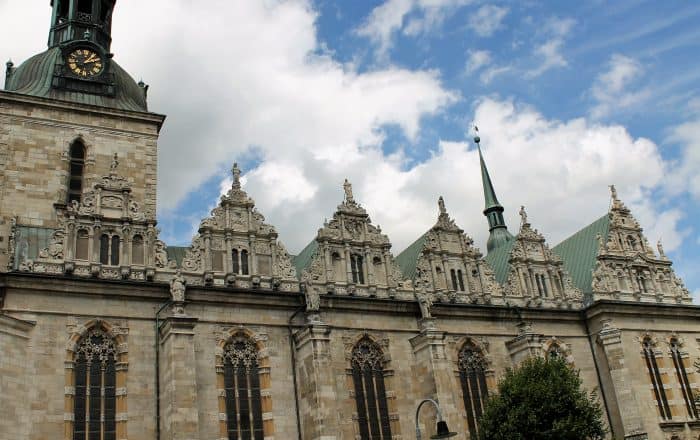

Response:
(2, 6), (700, 439)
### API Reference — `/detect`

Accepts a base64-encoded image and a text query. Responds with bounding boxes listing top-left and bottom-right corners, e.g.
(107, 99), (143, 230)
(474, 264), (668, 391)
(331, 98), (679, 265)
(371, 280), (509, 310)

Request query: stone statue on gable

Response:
(414, 282), (433, 319)
(170, 270), (186, 316)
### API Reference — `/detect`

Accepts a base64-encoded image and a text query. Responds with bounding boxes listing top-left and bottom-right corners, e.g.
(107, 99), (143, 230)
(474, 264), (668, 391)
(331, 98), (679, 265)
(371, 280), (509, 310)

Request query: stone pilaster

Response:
(293, 323), (338, 440)
(506, 321), (544, 364)
(596, 319), (647, 440)
(159, 316), (200, 440)
(409, 320), (460, 438)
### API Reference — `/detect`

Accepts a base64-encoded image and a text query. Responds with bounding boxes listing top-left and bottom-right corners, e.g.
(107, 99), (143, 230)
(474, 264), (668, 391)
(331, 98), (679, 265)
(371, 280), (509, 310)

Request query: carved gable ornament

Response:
(175, 164), (297, 291)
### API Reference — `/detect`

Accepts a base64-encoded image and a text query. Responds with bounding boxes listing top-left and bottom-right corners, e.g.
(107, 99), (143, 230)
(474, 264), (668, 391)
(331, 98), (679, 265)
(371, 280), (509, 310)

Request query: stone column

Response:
(293, 323), (339, 440)
(595, 319), (646, 439)
(409, 324), (461, 438)
(159, 316), (200, 440)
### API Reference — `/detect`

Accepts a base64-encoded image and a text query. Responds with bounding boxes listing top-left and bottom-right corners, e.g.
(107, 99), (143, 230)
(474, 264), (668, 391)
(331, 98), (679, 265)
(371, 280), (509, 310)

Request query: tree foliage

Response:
(478, 356), (606, 440)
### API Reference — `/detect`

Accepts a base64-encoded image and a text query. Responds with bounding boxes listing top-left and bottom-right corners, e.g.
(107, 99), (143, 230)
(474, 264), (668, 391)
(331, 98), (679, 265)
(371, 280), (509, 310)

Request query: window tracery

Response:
(222, 335), (264, 440)
(458, 342), (489, 438)
(642, 337), (672, 419)
(351, 337), (392, 439)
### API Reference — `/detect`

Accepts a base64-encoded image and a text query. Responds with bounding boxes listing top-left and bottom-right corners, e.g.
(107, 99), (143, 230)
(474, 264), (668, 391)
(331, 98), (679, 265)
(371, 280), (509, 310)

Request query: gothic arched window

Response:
(670, 339), (697, 419)
(68, 141), (86, 205)
(458, 342), (489, 438)
(73, 329), (117, 440)
(351, 338), (392, 439)
(643, 338), (671, 420)
(222, 335), (264, 440)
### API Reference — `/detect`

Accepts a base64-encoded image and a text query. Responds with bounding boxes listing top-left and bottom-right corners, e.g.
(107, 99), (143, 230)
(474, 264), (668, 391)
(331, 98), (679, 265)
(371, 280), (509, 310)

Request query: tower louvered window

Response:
(351, 338), (392, 439)
(643, 338), (672, 419)
(459, 343), (489, 438)
(223, 336), (264, 440)
(670, 339), (697, 419)
(68, 141), (86, 204)
(73, 329), (117, 440)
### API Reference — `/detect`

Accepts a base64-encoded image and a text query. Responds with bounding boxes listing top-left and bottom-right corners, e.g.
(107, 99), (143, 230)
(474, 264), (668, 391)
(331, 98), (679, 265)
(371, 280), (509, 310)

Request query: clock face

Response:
(67, 48), (104, 78)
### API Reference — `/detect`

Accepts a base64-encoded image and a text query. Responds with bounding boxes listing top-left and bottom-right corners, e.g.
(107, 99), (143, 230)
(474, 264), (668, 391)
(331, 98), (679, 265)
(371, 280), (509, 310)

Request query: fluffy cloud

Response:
(465, 49), (492, 74)
(357, 0), (471, 59)
(590, 54), (650, 119)
(528, 17), (576, 77)
(467, 5), (509, 37)
(667, 116), (700, 200)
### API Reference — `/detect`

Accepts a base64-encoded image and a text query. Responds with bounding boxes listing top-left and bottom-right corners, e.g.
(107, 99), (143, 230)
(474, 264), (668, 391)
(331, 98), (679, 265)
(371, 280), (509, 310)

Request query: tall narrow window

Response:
(110, 235), (120, 266)
(670, 339), (697, 419)
(541, 274), (548, 296)
(535, 274), (544, 296)
(350, 255), (365, 284)
(643, 338), (672, 419)
(73, 329), (117, 440)
(351, 338), (392, 439)
(100, 234), (110, 265)
(68, 141), (86, 205)
(458, 342), (489, 438)
(457, 270), (465, 292)
(76, 230), (89, 261)
(132, 235), (144, 266)
(450, 269), (458, 291)
(232, 249), (239, 274)
(223, 335), (264, 440)
(241, 250), (249, 275)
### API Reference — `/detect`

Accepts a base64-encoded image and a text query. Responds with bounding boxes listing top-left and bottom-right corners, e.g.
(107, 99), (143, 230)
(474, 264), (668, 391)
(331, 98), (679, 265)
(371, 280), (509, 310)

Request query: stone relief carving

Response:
(39, 230), (65, 260)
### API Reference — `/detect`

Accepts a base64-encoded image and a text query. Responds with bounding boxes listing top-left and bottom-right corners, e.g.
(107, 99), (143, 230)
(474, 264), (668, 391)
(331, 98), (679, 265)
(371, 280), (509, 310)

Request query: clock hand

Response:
(84, 55), (98, 63)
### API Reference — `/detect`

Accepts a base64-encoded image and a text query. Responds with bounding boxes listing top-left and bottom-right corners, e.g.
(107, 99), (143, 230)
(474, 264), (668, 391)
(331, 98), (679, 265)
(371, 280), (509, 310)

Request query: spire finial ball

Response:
(474, 135), (480, 144)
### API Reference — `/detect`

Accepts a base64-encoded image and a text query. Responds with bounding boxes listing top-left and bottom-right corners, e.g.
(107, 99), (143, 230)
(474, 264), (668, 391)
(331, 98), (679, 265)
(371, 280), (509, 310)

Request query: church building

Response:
(1, 2), (699, 439)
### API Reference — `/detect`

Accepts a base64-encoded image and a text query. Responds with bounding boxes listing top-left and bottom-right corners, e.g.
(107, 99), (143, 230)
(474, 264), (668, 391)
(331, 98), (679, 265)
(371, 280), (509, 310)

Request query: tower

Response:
(474, 132), (514, 253)
(0, 1), (164, 271)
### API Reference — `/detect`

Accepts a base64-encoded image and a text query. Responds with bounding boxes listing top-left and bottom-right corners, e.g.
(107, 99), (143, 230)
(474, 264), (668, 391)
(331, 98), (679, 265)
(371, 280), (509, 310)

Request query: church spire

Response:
(474, 128), (513, 253)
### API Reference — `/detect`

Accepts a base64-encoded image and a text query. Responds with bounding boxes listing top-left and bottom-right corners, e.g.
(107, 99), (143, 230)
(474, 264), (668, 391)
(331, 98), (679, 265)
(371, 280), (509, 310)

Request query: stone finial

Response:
(519, 205), (528, 227)
(232, 163), (241, 189)
(438, 196), (447, 215)
(596, 233), (605, 254)
(343, 179), (355, 204)
(414, 282), (433, 319)
(110, 153), (119, 174)
(609, 184), (618, 200)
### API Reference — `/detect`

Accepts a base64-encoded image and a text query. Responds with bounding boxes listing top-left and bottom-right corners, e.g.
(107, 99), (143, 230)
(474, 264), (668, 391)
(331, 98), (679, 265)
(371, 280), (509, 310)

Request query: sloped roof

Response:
(5, 47), (149, 112)
(394, 233), (428, 280)
(484, 239), (516, 284)
(552, 214), (610, 295)
(292, 239), (318, 279)
(166, 246), (188, 266)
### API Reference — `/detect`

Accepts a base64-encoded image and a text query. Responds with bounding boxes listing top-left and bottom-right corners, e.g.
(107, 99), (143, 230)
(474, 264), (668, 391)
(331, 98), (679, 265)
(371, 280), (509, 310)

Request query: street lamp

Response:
(415, 398), (458, 439)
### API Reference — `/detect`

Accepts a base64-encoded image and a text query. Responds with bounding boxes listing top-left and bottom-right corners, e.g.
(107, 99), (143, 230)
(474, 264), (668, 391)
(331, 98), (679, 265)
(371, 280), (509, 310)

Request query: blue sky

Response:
(1, 0), (698, 297)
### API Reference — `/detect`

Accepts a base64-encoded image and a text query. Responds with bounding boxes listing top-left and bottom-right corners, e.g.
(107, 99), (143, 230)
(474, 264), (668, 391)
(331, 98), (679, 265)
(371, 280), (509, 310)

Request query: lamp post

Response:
(415, 398), (458, 439)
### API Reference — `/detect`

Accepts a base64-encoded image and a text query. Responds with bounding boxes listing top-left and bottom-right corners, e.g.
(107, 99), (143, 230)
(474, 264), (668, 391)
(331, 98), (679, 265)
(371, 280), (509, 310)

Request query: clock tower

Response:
(0, 0), (165, 270)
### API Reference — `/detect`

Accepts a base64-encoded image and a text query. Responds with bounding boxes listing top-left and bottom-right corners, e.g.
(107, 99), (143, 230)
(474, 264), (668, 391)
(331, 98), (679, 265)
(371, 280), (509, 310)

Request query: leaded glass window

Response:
(643, 338), (671, 419)
(351, 338), (391, 439)
(73, 329), (117, 440)
(223, 335), (264, 440)
(670, 339), (697, 419)
(68, 141), (86, 205)
(458, 343), (488, 438)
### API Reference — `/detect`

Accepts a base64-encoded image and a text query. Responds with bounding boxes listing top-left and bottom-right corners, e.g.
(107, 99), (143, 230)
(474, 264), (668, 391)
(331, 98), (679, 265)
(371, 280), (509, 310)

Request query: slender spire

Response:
(474, 127), (513, 253)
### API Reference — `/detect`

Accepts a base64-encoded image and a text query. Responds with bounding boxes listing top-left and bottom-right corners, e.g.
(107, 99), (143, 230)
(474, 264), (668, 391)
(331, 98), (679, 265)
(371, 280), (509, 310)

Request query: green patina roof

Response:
(166, 246), (188, 267)
(5, 47), (148, 112)
(292, 239), (319, 279)
(553, 214), (610, 297)
(395, 233), (428, 280)
(484, 238), (516, 284)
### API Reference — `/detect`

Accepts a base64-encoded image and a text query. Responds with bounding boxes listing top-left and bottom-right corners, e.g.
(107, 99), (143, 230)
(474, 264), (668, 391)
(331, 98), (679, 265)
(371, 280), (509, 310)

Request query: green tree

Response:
(478, 356), (606, 440)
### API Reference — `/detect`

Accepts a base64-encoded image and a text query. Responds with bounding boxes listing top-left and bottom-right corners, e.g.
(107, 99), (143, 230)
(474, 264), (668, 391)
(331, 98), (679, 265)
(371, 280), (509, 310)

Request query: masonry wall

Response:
(0, 92), (163, 270)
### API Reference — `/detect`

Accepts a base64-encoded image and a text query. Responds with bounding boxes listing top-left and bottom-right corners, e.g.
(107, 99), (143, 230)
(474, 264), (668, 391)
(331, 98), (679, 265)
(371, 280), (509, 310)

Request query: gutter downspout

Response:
(288, 304), (306, 440)
(155, 299), (172, 440)
(584, 313), (614, 435)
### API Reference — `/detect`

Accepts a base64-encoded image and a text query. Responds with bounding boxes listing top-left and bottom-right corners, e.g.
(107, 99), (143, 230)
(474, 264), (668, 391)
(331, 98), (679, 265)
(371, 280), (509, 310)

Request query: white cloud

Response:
(465, 50), (491, 74)
(467, 5), (509, 37)
(480, 65), (511, 84)
(590, 54), (650, 119)
(357, 0), (471, 59)
(667, 117), (700, 200)
(527, 17), (576, 77)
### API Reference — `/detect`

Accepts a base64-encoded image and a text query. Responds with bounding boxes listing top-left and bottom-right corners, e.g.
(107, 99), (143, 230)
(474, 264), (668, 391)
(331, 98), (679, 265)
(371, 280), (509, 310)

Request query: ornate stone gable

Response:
(502, 207), (583, 309)
(590, 186), (691, 304)
(16, 154), (161, 281)
(413, 197), (502, 304)
(300, 180), (410, 300)
(175, 164), (297, 291)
